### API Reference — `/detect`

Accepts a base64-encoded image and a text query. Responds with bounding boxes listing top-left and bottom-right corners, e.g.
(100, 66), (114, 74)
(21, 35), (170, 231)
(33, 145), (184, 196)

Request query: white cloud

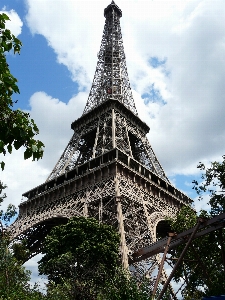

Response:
(25, 0), (105, 89)
(0, 9), (23, 36)
(27, 91), (86, 170)
(0, 149), (48, 212)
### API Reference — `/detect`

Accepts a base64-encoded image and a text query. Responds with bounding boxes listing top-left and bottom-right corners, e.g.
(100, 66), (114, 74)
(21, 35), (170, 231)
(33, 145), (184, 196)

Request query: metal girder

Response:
(131, 212), (225, 263)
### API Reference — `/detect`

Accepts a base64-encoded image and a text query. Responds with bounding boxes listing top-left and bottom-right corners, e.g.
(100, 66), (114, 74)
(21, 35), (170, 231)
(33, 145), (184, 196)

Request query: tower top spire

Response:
(83, 0), (137, 116)
(104, 0), (122, 18)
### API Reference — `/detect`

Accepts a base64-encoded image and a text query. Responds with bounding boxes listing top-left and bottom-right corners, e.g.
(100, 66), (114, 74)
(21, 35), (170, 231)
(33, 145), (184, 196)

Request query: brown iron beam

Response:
(152, 233), (175, 297)
(157, 218), (202, 300)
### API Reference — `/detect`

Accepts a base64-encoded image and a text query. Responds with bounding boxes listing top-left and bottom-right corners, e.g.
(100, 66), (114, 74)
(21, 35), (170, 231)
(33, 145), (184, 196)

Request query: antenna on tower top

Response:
(104, 1), (122, 18)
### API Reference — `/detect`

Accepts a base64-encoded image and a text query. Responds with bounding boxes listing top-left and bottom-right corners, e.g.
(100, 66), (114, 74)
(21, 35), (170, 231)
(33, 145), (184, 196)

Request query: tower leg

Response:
(116, 198), (129, 269)
(115, 175), (129, 269)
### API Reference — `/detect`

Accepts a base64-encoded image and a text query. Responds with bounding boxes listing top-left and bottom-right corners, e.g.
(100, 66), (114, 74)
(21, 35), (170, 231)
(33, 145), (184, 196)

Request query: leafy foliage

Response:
(39, 217), (120, 298)
(0, 181), (17, 233)
(193, 155), (225, 215)
(45, 268), (153, 300)
(0, 185), (44, 299)
(97, 269), (152, 300)
(170, 208), (225, 298)
(168, 156), (225, 298)
(0, 13), (44, 170)
(0, 237), (45, 300)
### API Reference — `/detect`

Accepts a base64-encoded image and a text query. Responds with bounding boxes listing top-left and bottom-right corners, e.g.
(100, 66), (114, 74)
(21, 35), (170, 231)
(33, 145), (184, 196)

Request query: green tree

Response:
(97, 269), (152, 300)
(0, 181), (17, 233)
(0, 13), (44, 170)
(39, 217), (120, 299)
(39, 217), (159, 300)
(0, 183), (45, 299)
(193, 155), (225, 215)
(168, 155), (225, 298)
(0, 237), (45, 300)
(45, 270), (153, 300)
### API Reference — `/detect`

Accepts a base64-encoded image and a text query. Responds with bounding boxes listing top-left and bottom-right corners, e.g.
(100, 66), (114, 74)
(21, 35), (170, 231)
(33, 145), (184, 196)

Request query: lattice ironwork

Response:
(9, 1), (193, 296)
(82, 1), (137, 116)
(11, 170), (181, 254)
(47, 104), (169, 182)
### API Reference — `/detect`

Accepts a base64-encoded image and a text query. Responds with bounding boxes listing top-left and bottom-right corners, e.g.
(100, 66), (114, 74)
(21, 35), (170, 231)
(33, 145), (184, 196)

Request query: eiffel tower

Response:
(10, 0), (191, 279)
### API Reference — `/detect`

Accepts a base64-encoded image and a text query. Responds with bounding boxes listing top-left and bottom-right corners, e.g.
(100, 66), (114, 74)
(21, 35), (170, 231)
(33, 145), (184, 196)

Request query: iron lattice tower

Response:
(10, 0), (192, 284)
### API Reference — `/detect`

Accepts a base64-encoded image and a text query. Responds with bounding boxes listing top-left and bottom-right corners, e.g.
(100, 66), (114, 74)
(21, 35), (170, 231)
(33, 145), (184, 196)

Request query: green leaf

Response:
(1, 13), (10, 21)
(31, 144), (38, 153)
(0, 140), (5, 152)
(1, 161), (5, 171)
(14, 140), (24, 150)
(24, 149), (32, 160)
(7, 144), (12, 154)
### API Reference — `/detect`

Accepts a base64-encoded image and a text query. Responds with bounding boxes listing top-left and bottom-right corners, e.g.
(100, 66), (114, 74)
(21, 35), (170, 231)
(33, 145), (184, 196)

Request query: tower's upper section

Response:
(82, 1), (138, 116)
(104, 1), (122, 18)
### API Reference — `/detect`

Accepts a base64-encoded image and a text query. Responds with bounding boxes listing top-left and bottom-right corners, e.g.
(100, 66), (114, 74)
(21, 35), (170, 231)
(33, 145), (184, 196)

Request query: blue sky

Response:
(1, 0), (225, 288)
(5, 1), (76, 108)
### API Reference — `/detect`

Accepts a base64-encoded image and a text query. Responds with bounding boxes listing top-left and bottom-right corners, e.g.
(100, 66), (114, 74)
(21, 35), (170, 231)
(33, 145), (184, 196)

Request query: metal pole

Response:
(152, 233), (175, 297)
(157, 219), (202, 300)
